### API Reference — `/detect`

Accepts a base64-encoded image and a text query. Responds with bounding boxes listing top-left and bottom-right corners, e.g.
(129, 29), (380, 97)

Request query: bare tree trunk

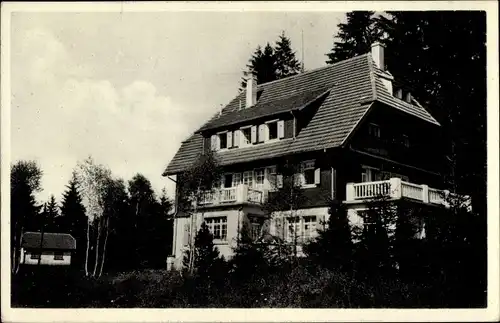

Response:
(97, 217), (109, 278)
(189, 183), (202, 274)
(92, 218), (101, 277)
(84, 217), (90, 276)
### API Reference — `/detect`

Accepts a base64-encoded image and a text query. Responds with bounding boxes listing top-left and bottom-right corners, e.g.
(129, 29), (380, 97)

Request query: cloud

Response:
(11, 28), (193, 202)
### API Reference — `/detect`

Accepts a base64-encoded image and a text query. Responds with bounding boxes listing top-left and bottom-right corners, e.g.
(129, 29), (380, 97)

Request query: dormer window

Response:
(268, 121), (278, 140)
(395, 88), (403, 99)
(241, 127), (252, 146)
(405, 92), (412, 103)
(219, 133), (228, 149)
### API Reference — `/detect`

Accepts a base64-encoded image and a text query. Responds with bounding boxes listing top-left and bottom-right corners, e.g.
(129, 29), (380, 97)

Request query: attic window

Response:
(219, 133), (227, 149)
(405, 92), (412, 103)
(268, 121), (278, 140)
(395, 88), (403, 99)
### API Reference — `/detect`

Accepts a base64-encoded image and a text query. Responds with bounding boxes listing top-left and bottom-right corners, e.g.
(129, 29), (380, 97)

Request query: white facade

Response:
(20, 249), (72, 266)
(167, 205), (332, 270)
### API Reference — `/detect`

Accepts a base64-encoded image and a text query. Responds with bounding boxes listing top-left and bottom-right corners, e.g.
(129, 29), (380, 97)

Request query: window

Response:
(286, 217), (301, 242)
(243, 171), (253, 188)
(267, 166), (277, 189)
(54, 252), (64, 260)
(205, 217), (227, 241)
(303, 216), (317, 240)
(30, 252), (40, 260)
(368, 123), (381, 138)
(232, 173), (242, 187)
(402, 134), (410, 148)
(250, 218), (264, 241)
(254, 168), (265, 186)
(219, 133), (228, 149)
(241, 127), (252, 146)
(267, 121), (278, 140)
(300, 160), (316, 186)
(223, 174), (233, 188)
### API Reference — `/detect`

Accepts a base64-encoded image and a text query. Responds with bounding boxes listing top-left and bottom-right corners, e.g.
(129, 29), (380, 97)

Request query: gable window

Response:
(219, 133), (228, 149)
(205, 217), (227, 241)
(402, 134), (410, 148)
(54, 251), (64, 261)
(368, 123), (381, 138)
(243, 171), (253, 188)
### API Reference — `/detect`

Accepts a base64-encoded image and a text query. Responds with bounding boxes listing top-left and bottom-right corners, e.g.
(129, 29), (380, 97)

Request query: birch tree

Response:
(75, 156), (112, 278)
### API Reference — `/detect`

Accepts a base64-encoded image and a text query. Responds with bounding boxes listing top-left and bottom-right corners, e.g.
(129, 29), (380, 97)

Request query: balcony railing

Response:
(346, 178), (471, 209)
(197, 184), (264, 206)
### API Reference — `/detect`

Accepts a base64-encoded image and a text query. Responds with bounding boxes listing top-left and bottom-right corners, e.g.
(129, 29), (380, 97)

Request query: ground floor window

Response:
(285, 215), (318, 243)
(54, 251), (64, 260)
(205, 217), (228, 241)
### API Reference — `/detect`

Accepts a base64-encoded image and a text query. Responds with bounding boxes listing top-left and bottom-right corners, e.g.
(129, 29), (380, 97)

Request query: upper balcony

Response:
(345, 177), (471, 209)
(197, 184), (265, 207)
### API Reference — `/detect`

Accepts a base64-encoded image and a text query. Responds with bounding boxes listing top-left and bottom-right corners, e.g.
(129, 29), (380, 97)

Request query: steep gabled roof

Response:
(22, 232), (76, 250)
(163, 53), (439, 176)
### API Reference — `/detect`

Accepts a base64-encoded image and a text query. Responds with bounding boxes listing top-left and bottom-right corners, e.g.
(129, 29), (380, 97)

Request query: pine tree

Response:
(11, 160), (43, 273)
(60, 171), (87, 269)
(44, 194), (59, 231)
(326, 11), (381, 64)
(304, 201), (353, 271)
(241, 43), (278, 89)
(274, 31), (302, 78)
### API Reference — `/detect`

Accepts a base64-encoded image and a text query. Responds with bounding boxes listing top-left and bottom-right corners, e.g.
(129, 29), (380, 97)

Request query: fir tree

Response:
(11, 160), (43, 273)
(241, 43), (278, 89)
(304, 201), (353, 271)
(60, 171), (87, 268)
(274, 31), (302, 78)
(325, 11), (381, 64)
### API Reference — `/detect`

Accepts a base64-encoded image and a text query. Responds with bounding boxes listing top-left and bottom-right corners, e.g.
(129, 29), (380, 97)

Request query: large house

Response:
(163, 42), (457, 270)
(20, 232), (76, 266)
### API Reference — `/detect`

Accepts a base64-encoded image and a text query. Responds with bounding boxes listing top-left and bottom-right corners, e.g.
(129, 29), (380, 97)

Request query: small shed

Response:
(20, 232), (76, 266)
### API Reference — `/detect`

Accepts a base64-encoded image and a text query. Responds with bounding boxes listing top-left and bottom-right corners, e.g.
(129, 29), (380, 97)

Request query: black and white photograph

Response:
(1, 1), (499, 322)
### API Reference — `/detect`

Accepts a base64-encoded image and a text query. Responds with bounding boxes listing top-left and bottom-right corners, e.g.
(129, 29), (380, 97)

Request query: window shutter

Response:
(278, 120), (285, 139)
(183, 223), (190, 246)
(210, 135), (217, 150)
(275, 217), (285, 240)
(258, 124), (265, 142)
(277, 174), (283, 188)
(227, 132), (233, 148)
(314, 168), (321, 185)
(251, 126), (257, 143)
(233, 130), (239, 148)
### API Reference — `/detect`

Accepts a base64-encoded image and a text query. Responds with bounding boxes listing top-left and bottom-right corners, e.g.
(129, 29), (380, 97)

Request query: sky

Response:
(10, 9), (346, 203)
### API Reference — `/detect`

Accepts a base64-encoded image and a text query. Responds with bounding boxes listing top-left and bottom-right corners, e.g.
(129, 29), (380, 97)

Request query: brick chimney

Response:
(246, 73), (257, 108)
(371, 42), (385, 70)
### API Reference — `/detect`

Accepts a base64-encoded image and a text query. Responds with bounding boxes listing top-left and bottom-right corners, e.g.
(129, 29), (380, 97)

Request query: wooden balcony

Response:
(197, 184), (265, 207)
(345, 178), (471, 209)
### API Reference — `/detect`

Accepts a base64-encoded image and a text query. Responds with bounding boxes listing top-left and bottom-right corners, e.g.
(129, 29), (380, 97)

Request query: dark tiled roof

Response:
(163, 53), (439, 175)
(198, 88), (332, 132)
(21, 232), (76, 250)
